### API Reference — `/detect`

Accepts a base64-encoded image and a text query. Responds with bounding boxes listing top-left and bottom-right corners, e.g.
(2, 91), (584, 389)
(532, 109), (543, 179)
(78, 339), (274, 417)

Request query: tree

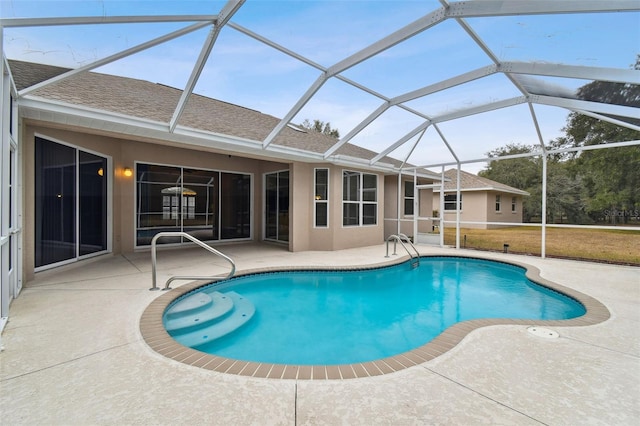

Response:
(478, 144), (542, 221)
(479, 143), (540, 189)
(544, 161), (588, 224)
(478, 143), (589, 223)
(300, 119), (340, 139)
(548, 55), (640, 224)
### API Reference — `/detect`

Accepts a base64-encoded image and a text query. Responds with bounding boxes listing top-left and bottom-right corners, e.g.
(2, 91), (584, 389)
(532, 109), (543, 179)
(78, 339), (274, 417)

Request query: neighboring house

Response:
(7, 60), (440, 280)
(433, 169), (529, 229)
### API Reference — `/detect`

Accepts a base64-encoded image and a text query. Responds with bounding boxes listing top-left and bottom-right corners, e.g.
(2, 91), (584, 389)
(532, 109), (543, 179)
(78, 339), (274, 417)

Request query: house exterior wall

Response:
(434, 191), (487, 229)
(288, 164), (386, 251)
(384, 175), (433, 239)
(290, 163), (336, 252)
(434, 191), (524, 229)
(332, 167), (385, 250)
(21, 121), (394, 278)
(21, 122), (286, 279)
(383, 176), (400, 238)
(485, 191), (525, 228)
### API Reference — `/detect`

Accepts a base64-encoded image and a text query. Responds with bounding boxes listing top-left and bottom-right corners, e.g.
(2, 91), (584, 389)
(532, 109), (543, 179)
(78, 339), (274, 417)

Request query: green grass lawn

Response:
(443, 226), (640, 265)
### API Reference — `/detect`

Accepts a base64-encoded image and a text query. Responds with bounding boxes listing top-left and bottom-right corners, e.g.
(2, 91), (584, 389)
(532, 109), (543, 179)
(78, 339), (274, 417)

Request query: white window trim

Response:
(342, 170), (378, 227)
(443, 193), (462, 212)
(404, 180), (414, 217)
(314, 168), (329, 228)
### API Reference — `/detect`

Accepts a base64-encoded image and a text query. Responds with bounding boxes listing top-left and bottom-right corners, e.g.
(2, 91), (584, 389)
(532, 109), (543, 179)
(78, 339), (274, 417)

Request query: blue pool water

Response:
(163, 257), (585, 365)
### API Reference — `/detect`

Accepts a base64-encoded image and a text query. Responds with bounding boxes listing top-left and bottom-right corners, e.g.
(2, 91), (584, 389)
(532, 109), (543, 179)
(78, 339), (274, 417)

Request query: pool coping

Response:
(139, 255), (611, 380)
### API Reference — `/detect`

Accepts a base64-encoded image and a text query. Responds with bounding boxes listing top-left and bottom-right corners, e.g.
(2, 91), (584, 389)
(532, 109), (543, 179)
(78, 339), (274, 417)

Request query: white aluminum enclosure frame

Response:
(1, 44), (23, 328)
(0, 1), (639, 321)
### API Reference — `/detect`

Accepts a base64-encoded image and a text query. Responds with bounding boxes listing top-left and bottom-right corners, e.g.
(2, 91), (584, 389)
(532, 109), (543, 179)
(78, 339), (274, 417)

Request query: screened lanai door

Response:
(265, 170), (289, 243)
(34, 137), (109, 270)
(1, 72), (21, 320)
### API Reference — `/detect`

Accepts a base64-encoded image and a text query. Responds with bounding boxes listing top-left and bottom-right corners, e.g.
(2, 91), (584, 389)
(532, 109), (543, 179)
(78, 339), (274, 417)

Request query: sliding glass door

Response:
(135, 163), (251, 246)
(265, 170), (289, 243)
(79, 151), (108, 256)
(34, 137), (109, 269)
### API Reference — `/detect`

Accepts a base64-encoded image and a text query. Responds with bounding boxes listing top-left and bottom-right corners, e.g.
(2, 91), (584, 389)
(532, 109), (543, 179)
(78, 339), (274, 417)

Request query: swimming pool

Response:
(161, 256), (586, 366)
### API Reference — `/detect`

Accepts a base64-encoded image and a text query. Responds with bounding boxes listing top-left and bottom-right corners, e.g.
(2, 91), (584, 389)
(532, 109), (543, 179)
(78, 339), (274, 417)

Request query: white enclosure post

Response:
(541, 154), (548, 259)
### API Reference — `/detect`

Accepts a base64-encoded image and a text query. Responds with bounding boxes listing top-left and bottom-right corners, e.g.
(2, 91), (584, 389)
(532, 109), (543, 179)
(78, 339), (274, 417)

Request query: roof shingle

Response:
(440, 169), (529, 195)
(9, 59), (410, 168)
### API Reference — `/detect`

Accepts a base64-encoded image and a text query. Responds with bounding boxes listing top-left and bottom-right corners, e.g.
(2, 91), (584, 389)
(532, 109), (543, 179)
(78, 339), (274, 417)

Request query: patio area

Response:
(1, 243), (638, 425)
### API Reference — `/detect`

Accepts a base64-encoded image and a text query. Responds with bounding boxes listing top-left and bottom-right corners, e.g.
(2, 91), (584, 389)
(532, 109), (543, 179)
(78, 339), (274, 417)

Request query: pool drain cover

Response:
(527, 326), (559, 339)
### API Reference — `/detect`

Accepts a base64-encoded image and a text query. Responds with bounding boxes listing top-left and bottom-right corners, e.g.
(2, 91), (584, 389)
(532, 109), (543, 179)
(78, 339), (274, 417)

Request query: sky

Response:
(2, 0), (639, 174)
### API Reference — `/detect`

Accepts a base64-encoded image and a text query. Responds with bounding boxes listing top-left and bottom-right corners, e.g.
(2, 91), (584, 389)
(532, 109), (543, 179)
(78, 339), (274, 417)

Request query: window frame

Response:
(444, 193), (462, 211)
(342, 170), (378, 227)
(134, 161), (252, 248)
(495, 194), (502, 212)
(512, 196), (517, 213)
(404, 180), (414, 216)
(314, 168), (329, 228)
(34, 134), (112, 271)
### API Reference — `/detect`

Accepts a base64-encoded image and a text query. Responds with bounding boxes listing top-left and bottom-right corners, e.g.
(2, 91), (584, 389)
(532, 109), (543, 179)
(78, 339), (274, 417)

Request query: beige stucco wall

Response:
(21, 122), (398, 278)
(331, 167), (385, 250)
(287, 164), (386, 252)
(384, 175), (400, 238)
(433, 191), (524, 229)
(292, 164), (335, 252)
(289, 162), (312, 252)
(21, 122), (287, 279)
(485, 191), (525, 228)
(384, 175), (433, 239)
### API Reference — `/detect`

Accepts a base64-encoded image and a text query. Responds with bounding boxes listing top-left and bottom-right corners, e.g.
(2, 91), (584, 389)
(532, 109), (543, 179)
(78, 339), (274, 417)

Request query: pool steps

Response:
(164, 292), (234, 331)
(164, 291), (255, 348)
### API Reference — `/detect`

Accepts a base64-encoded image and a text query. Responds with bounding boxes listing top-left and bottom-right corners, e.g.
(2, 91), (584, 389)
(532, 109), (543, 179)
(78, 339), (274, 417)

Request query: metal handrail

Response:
(150, 232), (236, 291)
(385, 233), (420, 266)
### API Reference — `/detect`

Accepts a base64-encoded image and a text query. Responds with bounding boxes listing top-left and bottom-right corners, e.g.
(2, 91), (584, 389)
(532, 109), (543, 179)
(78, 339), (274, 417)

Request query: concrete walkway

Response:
(1, 244), (638, 425)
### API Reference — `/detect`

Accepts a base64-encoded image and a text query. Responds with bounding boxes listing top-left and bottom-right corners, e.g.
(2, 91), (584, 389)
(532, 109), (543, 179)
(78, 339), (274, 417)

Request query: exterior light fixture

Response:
(123, 167), (133, 177)
(97, 167), (104, 176)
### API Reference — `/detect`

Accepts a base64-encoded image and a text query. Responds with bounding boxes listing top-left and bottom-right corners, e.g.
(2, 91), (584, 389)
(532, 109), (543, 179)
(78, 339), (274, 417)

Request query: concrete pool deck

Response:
(1, 243), (638, 425)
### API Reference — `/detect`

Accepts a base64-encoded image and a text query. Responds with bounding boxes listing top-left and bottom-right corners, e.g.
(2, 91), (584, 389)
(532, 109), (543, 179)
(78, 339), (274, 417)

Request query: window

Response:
(404, 181), (414, 216)
(343, 170), (377, 226)
(314, 169), (329, 227)
(495, 194), (501, 212)
(444, 194), (461, 211)
(512, 196), (517, 212)
(135, 163), (250, 246)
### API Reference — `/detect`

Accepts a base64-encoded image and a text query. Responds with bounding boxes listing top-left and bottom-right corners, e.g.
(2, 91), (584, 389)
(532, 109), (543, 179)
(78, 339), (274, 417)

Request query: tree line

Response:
(479, 56), (640, 225)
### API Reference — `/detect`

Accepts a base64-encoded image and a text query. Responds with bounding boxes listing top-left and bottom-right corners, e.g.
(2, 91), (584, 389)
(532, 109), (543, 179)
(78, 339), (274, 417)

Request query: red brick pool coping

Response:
(140, 255), (611, 380)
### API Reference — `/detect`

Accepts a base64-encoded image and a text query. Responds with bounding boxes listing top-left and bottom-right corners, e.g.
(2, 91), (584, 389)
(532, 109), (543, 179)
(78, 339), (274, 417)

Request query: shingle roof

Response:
(9, 59), (416, 170)
(439, 169), (529, 196)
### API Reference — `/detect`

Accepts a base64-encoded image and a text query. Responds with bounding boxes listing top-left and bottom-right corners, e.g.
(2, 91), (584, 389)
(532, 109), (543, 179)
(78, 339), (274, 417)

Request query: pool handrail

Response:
(150, 232), (236, 291)
(385, 233), (420, 266)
